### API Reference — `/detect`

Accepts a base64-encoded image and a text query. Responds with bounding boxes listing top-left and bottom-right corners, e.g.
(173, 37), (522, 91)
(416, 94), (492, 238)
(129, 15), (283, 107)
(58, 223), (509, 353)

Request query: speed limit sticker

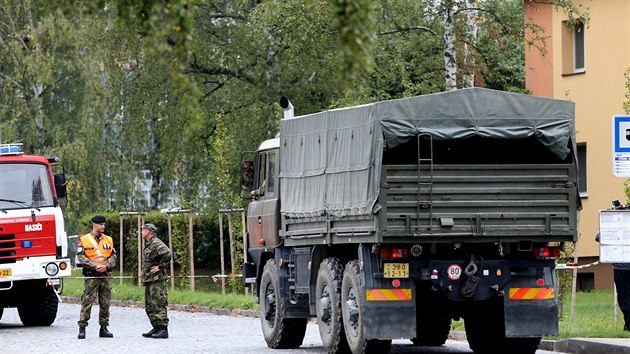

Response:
(447, 264), (462, 280)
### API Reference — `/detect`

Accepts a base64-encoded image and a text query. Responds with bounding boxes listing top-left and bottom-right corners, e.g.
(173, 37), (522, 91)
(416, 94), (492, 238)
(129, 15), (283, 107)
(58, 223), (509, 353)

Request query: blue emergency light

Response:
(21, 240), (32, 248)
(0, 143), (23, 156)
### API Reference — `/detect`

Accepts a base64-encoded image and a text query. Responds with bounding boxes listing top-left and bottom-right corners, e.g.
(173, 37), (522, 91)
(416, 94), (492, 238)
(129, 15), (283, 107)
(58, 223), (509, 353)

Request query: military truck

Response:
(241, 88), (579, 354)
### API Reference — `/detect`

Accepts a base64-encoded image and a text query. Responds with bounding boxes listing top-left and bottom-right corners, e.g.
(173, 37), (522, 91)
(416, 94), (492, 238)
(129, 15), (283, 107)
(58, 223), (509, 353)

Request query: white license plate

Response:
(384, 263), (409, 278)
(0, 268), (11, 277)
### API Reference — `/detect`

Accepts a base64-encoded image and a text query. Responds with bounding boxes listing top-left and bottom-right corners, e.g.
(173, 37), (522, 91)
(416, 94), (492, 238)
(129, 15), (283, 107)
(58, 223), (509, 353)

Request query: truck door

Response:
(247, 149), (280, 248)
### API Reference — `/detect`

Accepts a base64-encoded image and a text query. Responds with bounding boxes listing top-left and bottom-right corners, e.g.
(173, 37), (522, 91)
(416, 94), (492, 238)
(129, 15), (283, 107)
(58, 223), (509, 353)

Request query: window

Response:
(256, 154), (266, 192)
(267, 152), (276, 195)
(562, 20), (585, 74)
(573, 21), (585, 72)
(577, 143), (587, 197)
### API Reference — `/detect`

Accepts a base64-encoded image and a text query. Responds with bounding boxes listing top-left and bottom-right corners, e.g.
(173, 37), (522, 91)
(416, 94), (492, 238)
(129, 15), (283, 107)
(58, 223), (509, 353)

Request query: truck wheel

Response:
(342, 260), (392, 354)
(316, 257), (350, 354)
(411, 284), (451, 346)
(18, 285), (58, 326)
(464, 299), (540, 354)
(411, 315), (451, 346)
(259, 259), (307, 348)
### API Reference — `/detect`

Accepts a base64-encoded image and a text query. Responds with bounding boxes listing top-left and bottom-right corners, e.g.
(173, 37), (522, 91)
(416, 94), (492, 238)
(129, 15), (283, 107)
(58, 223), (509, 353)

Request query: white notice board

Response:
(599, 209), (630, 263)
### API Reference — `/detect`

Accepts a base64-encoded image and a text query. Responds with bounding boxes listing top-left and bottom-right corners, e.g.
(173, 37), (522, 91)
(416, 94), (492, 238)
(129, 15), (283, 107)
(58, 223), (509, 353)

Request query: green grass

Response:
(62, 271), (630, 339)
(554, 290), (630, 339)
(62, 269), (257, 310)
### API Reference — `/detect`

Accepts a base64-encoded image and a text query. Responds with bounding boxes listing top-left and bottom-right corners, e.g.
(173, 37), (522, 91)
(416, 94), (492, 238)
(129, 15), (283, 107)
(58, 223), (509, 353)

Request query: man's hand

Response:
(150, 265), (160, 273)
(96, 264), (107, 272)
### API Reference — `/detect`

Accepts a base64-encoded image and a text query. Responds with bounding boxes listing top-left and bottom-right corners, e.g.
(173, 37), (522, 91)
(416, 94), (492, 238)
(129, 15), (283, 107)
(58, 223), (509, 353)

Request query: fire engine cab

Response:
(0, 143), (71, 326)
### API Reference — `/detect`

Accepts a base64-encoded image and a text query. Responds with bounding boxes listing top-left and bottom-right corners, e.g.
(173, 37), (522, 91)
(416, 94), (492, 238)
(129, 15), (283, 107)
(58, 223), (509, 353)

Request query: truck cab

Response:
(245, 138), (280, 285)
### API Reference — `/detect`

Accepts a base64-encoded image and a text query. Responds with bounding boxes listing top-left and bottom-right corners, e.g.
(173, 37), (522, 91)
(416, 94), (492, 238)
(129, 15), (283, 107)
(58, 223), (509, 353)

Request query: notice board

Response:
(599, 209), (630, 263)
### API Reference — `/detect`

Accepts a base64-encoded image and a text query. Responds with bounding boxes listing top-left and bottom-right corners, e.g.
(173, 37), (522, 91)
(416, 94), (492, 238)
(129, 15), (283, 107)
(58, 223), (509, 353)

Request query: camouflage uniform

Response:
(77, 233), (117, 328)
(143, 235), (172, 328)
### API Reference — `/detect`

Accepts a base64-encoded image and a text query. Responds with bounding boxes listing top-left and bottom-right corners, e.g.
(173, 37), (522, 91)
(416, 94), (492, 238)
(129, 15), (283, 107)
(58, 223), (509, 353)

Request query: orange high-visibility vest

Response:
(79, 233), (114, 264)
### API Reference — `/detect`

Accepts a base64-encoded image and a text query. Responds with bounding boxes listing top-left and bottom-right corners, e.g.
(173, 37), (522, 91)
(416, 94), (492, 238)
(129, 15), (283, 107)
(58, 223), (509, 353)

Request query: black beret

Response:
(91, 215), (106, 224)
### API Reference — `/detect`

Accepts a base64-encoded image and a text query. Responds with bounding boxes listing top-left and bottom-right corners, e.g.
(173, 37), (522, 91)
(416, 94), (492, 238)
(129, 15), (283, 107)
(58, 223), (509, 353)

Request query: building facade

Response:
(524, 0), (630, 290)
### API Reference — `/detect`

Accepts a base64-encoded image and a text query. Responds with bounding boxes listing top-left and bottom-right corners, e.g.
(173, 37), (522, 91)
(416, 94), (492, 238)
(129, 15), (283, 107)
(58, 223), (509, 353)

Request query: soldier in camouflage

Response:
(76, 215), (117, 339)
(141, 222), (172, 339)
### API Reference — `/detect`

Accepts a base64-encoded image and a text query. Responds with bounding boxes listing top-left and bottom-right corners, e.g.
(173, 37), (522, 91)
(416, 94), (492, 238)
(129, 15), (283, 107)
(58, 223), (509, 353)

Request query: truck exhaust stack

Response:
(280, 96), (294, 119)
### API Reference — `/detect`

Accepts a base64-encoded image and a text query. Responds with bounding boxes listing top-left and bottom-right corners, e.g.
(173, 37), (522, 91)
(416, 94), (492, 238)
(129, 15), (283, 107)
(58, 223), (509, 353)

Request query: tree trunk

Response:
(443, 0), (457, 91)
(462, 0), (478, 88)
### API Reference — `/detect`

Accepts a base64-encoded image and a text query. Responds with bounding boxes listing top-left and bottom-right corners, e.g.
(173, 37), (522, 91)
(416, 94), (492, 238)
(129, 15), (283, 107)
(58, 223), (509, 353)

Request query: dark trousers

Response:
(615, 269), (630, 328)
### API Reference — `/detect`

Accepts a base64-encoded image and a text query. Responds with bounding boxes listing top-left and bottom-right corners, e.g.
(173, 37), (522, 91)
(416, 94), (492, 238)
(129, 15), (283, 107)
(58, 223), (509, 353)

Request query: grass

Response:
(554, 290), (630, 339)
(62, 269), (257, 310)
(62, 271), (630, 339)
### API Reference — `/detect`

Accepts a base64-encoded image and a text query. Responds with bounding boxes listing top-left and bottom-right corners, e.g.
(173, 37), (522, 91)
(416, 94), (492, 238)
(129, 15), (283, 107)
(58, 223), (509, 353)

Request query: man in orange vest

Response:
(76, 215), (117, 339)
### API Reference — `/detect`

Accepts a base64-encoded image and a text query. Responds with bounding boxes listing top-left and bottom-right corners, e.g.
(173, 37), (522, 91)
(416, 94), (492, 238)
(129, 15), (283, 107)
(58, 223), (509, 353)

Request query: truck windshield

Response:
(0, 163), (54, 209)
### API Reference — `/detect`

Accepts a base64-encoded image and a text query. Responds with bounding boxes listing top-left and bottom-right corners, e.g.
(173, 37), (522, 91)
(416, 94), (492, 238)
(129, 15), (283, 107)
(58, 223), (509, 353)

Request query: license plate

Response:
(384, 263), (409, 278)
(0, 268), (11, 277)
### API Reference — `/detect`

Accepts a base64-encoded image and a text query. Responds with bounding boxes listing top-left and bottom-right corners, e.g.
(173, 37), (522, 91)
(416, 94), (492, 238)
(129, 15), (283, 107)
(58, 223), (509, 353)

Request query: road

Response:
(0, 302), (565, 354)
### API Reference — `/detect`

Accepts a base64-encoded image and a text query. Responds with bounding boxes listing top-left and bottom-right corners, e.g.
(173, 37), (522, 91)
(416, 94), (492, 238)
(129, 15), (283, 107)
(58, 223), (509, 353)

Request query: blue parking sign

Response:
(613, 115), (630, 177)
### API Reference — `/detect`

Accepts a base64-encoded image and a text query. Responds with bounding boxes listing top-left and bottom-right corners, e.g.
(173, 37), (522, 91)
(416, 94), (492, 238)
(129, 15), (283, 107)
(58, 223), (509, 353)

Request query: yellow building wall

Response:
(552, 1), (629, 258)
(526, 1), (630, 289)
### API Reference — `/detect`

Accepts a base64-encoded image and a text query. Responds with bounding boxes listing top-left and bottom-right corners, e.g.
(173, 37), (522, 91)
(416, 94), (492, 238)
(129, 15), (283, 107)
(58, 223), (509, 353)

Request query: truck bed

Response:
(282, 163), (578, 246)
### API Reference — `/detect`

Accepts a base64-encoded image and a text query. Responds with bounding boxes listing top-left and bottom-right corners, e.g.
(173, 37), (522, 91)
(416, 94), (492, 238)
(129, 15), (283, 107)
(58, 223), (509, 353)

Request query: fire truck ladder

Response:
(416, 133), (434, 231)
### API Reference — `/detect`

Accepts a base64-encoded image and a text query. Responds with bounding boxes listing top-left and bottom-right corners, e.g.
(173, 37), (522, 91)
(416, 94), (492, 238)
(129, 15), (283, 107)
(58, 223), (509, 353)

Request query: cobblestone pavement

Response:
(0, 302), (323, 354)
(0, 301), (567, 354)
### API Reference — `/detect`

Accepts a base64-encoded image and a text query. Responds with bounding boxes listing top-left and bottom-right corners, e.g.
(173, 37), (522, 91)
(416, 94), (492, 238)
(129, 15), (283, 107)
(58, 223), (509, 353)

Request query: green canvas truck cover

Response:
(279, 87), (576, 218)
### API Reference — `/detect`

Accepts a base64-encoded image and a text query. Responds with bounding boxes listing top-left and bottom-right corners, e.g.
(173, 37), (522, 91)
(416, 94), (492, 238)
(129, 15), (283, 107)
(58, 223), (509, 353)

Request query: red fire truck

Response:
(0, 143), (71, 326)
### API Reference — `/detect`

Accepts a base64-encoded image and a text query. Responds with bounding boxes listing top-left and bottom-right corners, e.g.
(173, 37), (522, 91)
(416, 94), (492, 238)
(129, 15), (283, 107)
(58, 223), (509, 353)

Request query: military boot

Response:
(78, 326), (86, 339)
(142, 326), (158, 337)
(151, 326), (169, 339)
(99, 325), (114, 338)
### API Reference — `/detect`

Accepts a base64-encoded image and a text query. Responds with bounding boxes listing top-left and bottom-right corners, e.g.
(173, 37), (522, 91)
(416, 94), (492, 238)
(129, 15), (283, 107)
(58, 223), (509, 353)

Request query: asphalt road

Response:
(0, 302), (566, 354)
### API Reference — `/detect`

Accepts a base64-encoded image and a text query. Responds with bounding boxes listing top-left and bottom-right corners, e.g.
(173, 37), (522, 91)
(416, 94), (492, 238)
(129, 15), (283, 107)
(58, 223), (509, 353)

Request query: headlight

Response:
(45, 262), (59, 276)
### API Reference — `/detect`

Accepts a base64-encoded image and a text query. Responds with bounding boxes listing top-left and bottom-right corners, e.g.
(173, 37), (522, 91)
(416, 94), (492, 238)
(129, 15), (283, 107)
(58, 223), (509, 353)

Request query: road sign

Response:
(613, 115), (630, 177)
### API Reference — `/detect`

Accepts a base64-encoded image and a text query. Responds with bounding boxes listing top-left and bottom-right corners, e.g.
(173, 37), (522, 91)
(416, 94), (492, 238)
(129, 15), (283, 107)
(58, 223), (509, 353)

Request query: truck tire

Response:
(18, 285), (58, 326)
(259, 259), (307, 349)
(411, 284), (451, 346)
(464, 299), (540, 354)
(316, 257), (350, 354)
(342, 260), (392, 354)
(411, 315), (451, 346)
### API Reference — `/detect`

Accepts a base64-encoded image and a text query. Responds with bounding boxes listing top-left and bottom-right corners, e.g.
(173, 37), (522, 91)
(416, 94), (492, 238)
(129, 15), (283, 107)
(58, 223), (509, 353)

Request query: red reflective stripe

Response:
(511, 288), (530, 299)
(366, 289), (412, 301)
(510, 288), (555, 300)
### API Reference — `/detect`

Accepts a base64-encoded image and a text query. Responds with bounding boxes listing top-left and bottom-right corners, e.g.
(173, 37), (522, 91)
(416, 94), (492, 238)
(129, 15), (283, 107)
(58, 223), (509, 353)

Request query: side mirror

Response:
(54, 173), (67, 199)
(240, 161), (254, 191)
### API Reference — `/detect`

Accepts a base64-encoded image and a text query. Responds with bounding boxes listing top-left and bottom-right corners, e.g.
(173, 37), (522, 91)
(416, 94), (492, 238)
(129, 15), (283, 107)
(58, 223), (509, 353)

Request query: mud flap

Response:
(504, 298), (558, 337)
(363, 300), (416, 339)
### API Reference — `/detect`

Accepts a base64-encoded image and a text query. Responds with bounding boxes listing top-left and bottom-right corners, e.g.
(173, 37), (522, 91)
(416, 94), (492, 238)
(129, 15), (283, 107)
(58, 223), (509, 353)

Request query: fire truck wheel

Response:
(259, 259), (307, 349)
(18, 286), (58, 326)
(316, 257), (350, 354)
(342, 260), (392, 354)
